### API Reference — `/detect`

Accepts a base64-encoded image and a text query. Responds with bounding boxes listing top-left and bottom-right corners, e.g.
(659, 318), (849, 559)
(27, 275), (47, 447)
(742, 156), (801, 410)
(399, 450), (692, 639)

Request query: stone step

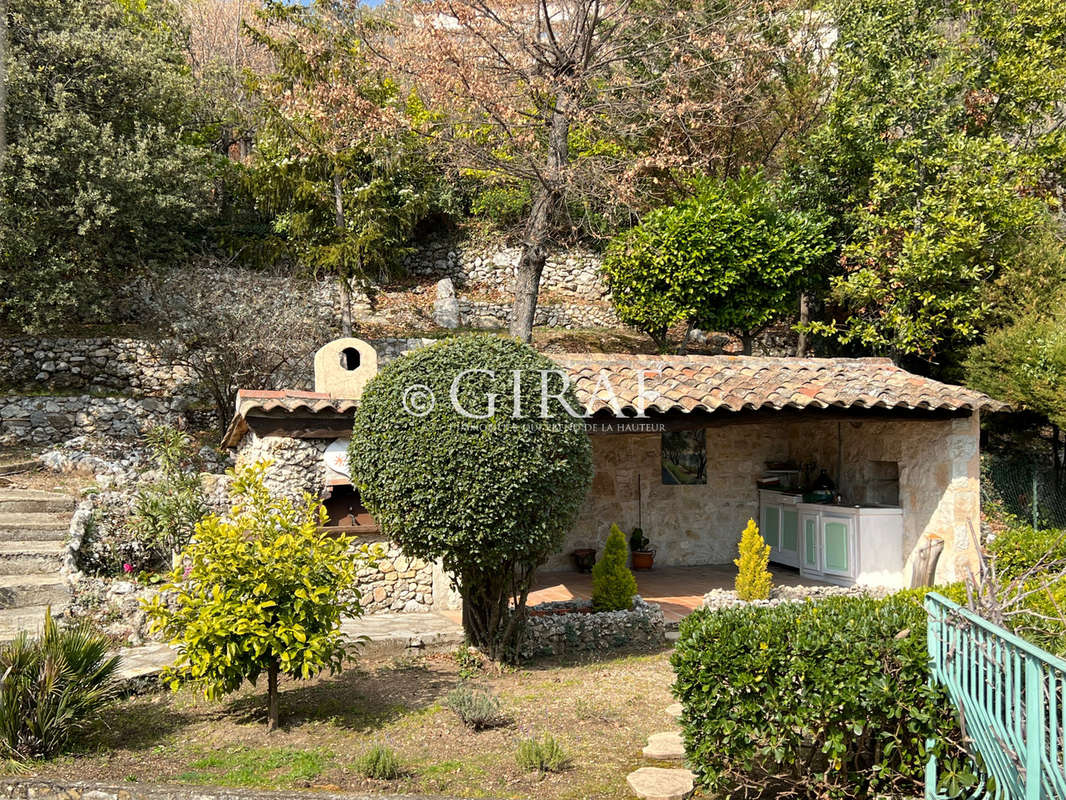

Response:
(666, 703), (683, 719)
(0, 603), (69, 642)
(626, 767), (695, 800)
(642, 731), (685, 761)
(0, 512), (70, 541)
(0, 573), (71, 609)
(0, 458), (38, 476)
(0, 540), (65, 575)
(0, 488), (76, 513)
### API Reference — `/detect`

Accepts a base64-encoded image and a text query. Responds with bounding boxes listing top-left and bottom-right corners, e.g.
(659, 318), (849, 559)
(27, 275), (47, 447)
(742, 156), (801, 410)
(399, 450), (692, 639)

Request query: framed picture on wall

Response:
(662, 429), (707, 485)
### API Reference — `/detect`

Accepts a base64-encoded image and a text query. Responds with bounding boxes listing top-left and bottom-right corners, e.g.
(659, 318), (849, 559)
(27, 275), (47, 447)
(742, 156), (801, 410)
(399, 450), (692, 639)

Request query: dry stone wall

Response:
(0, 395), (187, 447)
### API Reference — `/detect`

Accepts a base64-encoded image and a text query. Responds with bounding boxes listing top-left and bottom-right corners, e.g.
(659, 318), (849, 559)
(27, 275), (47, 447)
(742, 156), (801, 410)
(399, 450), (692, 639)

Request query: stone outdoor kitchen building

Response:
(222, 337), (1007, 612)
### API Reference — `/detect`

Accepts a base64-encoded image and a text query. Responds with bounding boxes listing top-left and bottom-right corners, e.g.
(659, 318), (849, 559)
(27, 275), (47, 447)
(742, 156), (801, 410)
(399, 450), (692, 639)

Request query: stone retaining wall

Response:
(0, 395), (187, 446)
(516, 596), (666, 661)
(407, 236), (608, 301)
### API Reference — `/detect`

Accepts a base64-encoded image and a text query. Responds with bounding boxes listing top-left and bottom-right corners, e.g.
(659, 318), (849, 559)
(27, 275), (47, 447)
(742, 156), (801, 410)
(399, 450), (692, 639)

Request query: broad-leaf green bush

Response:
(671, 593), (975, 798)
(146, 461), (375, 730)
(349, 334), (593, 660)
(0, 610), (120, 759)
(591, 524), (638, 611)
(601, 171), (830, 352)
(986, 524), (1066, 580)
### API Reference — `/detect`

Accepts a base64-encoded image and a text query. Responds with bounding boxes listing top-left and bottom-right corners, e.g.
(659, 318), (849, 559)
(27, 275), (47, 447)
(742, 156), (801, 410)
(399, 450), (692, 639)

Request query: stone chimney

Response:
(313, 338), (378, 399)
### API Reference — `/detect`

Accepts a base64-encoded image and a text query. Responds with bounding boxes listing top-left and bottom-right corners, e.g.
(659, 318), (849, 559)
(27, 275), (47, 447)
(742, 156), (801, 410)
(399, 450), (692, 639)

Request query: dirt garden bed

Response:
(24, 647), (680, 800)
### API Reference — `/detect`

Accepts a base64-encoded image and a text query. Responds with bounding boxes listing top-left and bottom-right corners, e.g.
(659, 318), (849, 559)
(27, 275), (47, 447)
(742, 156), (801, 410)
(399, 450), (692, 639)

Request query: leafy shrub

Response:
(146, 461), (376, 730)
(591, 524), (638, 611)
(453, 644), (484, 681)
(0, 610), (120, 759)
(986, 524), (1066, 580)
(350, 334), (593, 660)
(734, 518), (772, 601)
(355, 745), (403, 779)
(129, 426), (208, 571)
(672, 593), (974, 798)
(515, 734), (570, 773)
(446, 685), (507, 730)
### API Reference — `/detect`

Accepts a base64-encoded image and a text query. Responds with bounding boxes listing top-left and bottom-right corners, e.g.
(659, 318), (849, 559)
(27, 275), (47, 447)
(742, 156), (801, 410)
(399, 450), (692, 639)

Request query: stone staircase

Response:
(0, 488), (73, 641)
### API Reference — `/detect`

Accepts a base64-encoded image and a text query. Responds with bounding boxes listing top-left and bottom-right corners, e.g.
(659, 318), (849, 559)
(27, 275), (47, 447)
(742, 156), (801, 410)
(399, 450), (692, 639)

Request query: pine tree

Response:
(592, 524), (639, 611)
(734, 518), (772, 601)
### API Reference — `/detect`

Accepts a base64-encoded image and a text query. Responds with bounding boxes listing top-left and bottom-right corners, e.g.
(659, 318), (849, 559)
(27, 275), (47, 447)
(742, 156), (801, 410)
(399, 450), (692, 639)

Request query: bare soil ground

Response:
(24, 647), (683, 800)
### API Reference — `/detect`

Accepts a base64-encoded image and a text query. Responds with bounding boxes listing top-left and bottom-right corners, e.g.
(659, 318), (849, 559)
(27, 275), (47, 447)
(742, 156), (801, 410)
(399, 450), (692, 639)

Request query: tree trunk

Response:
(267, 661), (280, 731)
(509, 91), (570, 343)
(740, 332), (754, 356)
(796, 292), (809, 357)
(333, 172), (353, 337)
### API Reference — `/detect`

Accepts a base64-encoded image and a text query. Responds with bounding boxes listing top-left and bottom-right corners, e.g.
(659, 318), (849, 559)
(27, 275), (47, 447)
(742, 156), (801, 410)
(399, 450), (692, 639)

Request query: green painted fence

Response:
(926, 592), (1066, 799)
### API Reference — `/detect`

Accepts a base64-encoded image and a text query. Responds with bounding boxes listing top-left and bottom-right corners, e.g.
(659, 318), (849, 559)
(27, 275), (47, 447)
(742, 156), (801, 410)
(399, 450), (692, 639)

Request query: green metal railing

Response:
(926, 592), (1066, 799)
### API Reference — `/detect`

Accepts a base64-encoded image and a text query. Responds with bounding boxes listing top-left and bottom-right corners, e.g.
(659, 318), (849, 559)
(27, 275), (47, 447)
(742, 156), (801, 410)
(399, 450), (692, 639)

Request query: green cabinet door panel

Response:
(761, 506), (780, 549)
(781, 509), (799, 553)
(824, 520), (850, 572)
(804, 517), (817, 567)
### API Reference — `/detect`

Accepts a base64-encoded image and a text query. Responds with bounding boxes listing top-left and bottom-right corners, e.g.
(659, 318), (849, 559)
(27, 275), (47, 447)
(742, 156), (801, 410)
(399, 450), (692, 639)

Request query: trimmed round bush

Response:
(671, 593), (975, 798)
(350, 334), (593, 659)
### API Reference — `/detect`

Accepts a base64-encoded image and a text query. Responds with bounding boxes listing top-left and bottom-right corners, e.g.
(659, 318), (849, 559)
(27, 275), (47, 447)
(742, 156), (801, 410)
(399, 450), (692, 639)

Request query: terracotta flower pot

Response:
(632, 550), (655, 571)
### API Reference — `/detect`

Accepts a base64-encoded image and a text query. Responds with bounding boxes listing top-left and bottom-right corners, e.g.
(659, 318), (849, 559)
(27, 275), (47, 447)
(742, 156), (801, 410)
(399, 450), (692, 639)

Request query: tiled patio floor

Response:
(529, 564), (828, 624)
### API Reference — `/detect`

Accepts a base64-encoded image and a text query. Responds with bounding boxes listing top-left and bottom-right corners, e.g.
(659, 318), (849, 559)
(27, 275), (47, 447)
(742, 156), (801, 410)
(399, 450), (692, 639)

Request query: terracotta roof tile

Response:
(226, 354), (1007, 445)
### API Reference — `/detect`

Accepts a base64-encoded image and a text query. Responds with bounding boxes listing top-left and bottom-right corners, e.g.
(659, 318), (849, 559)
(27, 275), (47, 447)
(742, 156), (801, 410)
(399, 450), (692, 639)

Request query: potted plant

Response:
(629, 527), (655, 570)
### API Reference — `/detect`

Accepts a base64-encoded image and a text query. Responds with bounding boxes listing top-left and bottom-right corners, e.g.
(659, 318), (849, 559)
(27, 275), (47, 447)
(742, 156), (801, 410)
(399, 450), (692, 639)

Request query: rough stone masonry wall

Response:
(0, 395), (187, 447)
(552, 414), (981, 584)
(234, 432), (440, 614)
(517, 597), (666, 661)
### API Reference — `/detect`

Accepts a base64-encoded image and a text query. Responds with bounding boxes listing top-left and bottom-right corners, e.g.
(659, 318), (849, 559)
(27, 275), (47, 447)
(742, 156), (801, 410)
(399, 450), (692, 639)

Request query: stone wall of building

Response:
(552, 414), (981, 584)
(233, 432), (449, 614)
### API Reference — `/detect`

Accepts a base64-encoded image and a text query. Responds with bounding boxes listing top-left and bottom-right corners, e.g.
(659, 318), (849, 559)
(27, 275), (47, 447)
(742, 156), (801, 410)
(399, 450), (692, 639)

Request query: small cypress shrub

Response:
(355, 744), (402, 779)
(446, 685), (508, 730)
(515, 734), (570, 773)
(734, 518), (772, 601)
(591, 524), (638, 611)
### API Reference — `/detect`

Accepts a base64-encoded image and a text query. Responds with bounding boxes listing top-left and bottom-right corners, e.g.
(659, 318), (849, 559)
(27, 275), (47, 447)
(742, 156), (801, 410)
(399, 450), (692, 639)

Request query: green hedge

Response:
(671, 593), (975, 798)
(986, 524), (1066, 580)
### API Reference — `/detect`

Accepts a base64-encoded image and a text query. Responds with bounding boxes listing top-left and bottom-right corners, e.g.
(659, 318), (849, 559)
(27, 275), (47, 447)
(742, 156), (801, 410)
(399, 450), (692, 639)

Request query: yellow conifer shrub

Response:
(734, 518), (772, 601)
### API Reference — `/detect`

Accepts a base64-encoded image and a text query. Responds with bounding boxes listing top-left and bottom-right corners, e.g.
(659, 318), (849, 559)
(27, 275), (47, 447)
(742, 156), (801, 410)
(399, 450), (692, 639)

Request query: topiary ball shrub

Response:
(671, 593), (976, 798)
(349, 334), (593, 660)
(591, 524), (638, 611)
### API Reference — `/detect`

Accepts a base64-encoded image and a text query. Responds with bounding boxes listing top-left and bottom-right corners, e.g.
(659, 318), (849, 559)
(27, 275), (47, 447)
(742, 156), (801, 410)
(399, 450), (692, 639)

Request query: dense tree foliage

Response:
(244, 0), (449, 334)
(369, 0), (831, 342)
(791, 0), (1066, 362)
(0, 0), (215, 332)
(602, 173), (830, 352)
(349, 335), (593, 660)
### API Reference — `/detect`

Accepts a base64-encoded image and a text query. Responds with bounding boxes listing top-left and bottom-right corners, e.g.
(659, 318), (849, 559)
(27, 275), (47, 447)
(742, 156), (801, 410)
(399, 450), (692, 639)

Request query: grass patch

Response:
(515, 735), (570, 773)
(353, 744), (402, 779)
(177, 746), (332, 788)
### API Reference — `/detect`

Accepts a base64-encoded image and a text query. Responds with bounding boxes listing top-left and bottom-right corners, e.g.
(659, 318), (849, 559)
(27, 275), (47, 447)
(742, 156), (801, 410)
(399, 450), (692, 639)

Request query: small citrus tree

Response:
(145, 461), (374, 730)
(734, 518), (772, 601)
(591, 525), (638, 611)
